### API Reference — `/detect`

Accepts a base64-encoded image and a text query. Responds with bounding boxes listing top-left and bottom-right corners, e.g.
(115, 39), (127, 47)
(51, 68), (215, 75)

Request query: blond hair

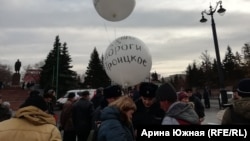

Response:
(109, 95), (136, 111)
(109, 95), (136, 123)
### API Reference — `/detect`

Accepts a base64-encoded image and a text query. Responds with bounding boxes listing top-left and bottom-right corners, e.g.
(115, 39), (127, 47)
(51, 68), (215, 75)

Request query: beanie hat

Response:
(156, 83), (177, 102)
(139, 82), (158, 98)
(48, 89), (55, 94)
(103, 85), (122, 99)
(20, 90), (48, 111)
(29, 90), (40, 97)
(97, 87), (104, 94)
(67, 93), (75, 99)
(43, 89), (55, 99)
(178, 92), (188, 101)
(237, 78), (250, 97)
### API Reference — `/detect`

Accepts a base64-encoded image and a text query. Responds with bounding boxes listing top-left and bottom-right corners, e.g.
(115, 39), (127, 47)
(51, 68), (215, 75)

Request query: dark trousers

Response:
(63, 130), (76, 141)
(76, 129), (91, 141)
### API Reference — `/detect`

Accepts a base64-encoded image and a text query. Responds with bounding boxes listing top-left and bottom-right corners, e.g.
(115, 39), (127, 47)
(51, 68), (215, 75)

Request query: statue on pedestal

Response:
(15, 59), (21, 74)
(12, 59), (21, 86)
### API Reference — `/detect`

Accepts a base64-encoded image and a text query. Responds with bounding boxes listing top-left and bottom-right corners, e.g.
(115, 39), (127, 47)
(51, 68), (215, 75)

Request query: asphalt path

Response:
(201, 98), (223, 125)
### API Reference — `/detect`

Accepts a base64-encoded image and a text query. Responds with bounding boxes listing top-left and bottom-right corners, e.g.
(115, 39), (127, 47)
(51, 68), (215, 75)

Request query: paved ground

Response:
(201, 98), (224, 125)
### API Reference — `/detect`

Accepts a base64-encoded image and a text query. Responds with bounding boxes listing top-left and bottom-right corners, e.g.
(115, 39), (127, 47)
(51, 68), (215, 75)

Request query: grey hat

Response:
(156, 83), (177, 102)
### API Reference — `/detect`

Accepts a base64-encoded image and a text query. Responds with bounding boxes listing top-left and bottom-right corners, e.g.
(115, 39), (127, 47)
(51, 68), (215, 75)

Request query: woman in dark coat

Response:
(97, 96), (136, 141)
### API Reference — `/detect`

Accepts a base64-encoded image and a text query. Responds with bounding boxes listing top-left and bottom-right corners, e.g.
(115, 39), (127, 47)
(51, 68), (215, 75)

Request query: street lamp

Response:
(56, 44), (60, 100)
(200, 1), (228, 105)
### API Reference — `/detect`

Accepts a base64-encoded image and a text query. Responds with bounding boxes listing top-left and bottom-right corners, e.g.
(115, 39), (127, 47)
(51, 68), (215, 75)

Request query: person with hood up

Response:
(0, 90), (62, 141)
(156, 83), (200, 125)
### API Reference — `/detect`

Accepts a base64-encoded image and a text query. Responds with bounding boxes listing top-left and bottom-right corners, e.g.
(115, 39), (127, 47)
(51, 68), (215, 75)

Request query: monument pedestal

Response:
(12, 73), (21, 86)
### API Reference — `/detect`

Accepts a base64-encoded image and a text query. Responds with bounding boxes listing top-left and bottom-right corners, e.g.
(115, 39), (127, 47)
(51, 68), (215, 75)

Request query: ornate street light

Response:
(200, 1), (228, 106)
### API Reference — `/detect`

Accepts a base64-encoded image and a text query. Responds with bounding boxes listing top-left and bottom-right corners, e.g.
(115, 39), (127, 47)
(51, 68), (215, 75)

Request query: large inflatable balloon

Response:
(104, 36), (152, 87)
(93, 0), (136, 22)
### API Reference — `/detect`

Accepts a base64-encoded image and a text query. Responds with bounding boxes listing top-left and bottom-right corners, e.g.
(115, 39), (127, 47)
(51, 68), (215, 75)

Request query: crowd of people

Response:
(0, 78), (250, 141)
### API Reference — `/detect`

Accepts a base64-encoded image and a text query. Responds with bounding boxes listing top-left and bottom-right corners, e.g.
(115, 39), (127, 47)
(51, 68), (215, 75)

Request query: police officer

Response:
(132, 82), (165, 138)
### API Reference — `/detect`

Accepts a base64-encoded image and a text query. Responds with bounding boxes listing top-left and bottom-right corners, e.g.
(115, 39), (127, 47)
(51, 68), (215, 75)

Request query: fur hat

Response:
(237, 78), (250, 97)
(156, 83), (177, 102)
(103, 85), (122, 99)
(139, 82), (158, 98)
(20, 90), (48, 111)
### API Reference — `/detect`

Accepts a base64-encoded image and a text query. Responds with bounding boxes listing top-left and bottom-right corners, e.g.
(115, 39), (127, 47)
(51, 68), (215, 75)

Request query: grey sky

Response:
(0, 0), (249, 77)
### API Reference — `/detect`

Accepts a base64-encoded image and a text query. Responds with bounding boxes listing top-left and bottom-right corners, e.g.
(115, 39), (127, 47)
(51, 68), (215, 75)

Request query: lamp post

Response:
(56, 44), (60, 100)
(200, 1), (228, 105)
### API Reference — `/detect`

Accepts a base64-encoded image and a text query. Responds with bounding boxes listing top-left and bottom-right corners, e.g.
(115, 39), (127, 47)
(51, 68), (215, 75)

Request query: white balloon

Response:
(93, 0), (136, 22)
(104, 36), (152, 87)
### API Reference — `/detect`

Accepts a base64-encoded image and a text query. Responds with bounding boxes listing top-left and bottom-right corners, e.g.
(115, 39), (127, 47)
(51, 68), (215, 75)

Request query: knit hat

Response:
(156, 83), (177, 102)
(67, 93), (75, 99)
(237, 78), (250, 97)
(20, 90), (48, 111)
(178, 91), (188, 101)
(103, 85), (122, 99)
(139, 82), (158, 98)
(43, 89), (55, 99)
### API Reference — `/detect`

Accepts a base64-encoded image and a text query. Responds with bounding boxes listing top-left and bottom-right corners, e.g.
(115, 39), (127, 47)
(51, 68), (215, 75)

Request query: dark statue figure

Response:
(15, 59), (21, 73)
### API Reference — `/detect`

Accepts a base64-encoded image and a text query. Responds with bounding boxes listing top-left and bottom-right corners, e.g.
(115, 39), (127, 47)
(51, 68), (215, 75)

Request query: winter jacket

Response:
(221, 97), (250, 124)
(72, 97), (94, 131)
(0, 104), (12, 122)
(60, 100), (74, 131)
(161, 101), (200, 125)
(97, 106), (135, 141)
(0, 106), (61, 141)
(133, 99), (164, 128)
(189, 95), (205, 118)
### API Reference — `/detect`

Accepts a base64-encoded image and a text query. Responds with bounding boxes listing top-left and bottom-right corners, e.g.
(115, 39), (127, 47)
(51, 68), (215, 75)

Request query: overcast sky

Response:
(0, 0), (250, 77)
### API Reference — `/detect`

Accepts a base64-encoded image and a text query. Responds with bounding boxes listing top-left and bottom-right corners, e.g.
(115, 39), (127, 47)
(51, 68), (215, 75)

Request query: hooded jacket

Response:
(221, 97), (250, 124)
(0, 106), (61, 141)
(162, 101), (200, 125)
(97, 106), (135, 141)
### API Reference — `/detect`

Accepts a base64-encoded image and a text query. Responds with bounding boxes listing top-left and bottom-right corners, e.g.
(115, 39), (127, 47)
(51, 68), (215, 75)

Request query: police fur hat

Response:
(139, 82), (158, 98)
(156, 83), (177, 102)
(237, 78), (250, 97)
(103, 85), (122, 99)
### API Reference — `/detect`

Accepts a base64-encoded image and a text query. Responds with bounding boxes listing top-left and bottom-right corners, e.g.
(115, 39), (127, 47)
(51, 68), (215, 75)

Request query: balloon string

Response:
(114, 25), (116, 40)
(103, 21), (111, 44)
